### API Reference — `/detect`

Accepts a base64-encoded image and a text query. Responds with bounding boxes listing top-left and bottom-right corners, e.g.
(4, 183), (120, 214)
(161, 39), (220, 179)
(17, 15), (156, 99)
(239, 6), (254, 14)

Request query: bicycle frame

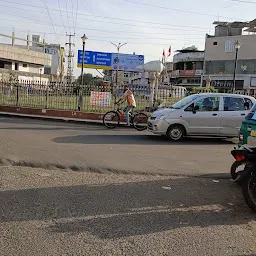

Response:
(114, 104), (134, 123)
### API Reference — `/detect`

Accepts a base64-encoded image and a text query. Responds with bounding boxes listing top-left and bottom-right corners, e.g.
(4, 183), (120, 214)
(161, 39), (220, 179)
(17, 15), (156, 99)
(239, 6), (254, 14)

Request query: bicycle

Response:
(103, 103), (148, 131)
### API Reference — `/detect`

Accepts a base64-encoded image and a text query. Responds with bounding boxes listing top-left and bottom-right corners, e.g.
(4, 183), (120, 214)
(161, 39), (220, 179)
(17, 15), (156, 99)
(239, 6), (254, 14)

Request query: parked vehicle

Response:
(148, 93), (255, 141)
(230, 145), (250, 184)
(233, 146), (256, 212)
(239, 103), (256, 146)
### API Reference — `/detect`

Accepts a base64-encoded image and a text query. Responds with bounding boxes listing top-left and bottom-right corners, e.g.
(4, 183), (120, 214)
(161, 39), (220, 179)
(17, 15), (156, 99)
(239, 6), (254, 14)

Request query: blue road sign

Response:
(77, 50), (112, 70)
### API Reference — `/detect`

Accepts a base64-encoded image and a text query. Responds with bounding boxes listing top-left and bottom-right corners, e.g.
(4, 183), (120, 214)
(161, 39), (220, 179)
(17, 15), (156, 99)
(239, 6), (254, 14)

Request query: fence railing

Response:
(0, 81), (185, 113)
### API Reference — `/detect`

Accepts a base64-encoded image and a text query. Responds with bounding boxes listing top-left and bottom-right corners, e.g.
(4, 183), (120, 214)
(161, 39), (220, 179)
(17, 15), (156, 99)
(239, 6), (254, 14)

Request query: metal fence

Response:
(0, 80), (185, 113)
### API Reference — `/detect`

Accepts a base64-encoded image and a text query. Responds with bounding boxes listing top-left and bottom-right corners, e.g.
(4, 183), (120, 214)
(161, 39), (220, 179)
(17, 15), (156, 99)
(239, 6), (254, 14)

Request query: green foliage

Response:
(191, 86), (218, 94)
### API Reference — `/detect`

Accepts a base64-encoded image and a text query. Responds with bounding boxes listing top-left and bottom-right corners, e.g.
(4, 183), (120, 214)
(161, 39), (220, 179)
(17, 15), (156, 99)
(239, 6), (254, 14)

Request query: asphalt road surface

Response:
(0, 117), (255, 255)
(1, 166), (256, 256)
(0, 116), (237, 176)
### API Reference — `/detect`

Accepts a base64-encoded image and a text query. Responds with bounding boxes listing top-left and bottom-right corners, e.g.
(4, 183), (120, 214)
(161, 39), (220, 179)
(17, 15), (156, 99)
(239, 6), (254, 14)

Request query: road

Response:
(0, 116), (236, 176)
(0, 117), (255, 255)
(1, 166), (256, 256)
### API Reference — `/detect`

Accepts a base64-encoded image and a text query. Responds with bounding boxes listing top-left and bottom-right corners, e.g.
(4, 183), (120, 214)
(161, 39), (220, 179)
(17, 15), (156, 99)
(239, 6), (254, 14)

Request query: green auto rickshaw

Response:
(239, 103), (256, 146)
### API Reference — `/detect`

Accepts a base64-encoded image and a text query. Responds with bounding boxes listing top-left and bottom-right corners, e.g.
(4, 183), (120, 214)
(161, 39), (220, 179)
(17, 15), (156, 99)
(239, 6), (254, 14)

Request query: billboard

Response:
(111, 53), (144, 72)
(77, 51), (144, 71)
(77, 50), (112, 70)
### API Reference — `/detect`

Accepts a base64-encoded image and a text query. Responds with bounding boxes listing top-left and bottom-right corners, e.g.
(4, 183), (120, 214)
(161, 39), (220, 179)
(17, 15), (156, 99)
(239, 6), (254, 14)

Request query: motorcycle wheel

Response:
(230, 161), (245, 184)
(242, 174), (256, 212)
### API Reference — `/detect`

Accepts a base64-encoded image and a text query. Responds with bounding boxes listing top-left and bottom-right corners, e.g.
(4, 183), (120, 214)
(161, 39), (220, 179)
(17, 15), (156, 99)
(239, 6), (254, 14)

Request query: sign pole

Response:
(79, 34), (88, 111)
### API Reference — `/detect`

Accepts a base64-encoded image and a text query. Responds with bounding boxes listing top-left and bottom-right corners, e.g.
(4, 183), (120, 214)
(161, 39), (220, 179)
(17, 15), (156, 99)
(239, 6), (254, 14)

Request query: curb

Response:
(0, 111), (105, 125)
(0, 105), (107, 124)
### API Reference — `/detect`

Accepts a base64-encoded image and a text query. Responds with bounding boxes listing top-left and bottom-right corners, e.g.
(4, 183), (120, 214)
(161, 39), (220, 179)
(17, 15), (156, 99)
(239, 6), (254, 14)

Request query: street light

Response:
(232, 40), (242, 93)
(39, 68), (42, 84)
(110, 42), (127, 86)
(78, 34), (88, 111)
(80, 34), (88, 86)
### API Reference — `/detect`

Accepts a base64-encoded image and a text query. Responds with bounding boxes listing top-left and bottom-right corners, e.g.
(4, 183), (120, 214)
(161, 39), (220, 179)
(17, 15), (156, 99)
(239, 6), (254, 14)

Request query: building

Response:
(129, 72), (150, 85)
(202, 20), (256, 95)
(111, 71), (134, 85)
(172, 46), (204, 90)
(0, 33), (65, 83)
(0, 43), (52, 82)
(31, 35), (65, 81)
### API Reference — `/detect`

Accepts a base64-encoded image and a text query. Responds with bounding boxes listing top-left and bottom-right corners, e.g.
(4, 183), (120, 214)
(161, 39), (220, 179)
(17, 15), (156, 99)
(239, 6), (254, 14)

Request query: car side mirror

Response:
(193, 105), (199, 113)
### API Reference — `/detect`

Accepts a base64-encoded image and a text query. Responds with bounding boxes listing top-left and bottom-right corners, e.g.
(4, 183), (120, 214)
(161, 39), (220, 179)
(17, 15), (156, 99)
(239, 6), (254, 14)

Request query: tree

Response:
(76, 73), (94, 85)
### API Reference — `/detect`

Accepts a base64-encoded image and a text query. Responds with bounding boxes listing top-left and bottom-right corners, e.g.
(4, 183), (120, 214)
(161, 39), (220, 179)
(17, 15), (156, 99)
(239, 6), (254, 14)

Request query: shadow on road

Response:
(1, 177), (254, 239)
(52, 134), (235, 146)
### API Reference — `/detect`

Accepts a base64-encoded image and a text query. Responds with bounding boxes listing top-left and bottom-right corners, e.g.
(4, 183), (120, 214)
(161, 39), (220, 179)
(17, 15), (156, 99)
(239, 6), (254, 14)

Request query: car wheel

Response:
(167, 125), (185, 141)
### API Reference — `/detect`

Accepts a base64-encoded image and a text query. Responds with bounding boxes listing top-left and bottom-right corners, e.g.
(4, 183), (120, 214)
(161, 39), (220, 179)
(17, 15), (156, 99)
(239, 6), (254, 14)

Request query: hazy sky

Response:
(0, 0), (255, 77)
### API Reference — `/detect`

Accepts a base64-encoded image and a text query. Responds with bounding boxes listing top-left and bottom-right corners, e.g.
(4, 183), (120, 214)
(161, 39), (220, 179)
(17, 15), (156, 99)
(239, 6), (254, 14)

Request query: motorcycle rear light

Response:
(235, 155), (245, 161)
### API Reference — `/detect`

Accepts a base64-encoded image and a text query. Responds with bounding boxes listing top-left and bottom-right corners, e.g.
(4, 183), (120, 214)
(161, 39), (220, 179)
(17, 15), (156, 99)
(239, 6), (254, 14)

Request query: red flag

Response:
(168, 46), (171, 57)
(162, 49), (165, 64)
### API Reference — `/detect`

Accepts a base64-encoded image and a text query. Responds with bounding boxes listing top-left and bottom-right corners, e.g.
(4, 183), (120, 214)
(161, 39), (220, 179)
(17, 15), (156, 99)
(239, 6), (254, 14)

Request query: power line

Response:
(0, 16), (205, 42)
(232, 0), (256, 3)
(74, 0), (79, 34)
(58, 0), (67, 33)
(0, 7), (207, 34)
(122, 0), (242, 20)
(0, 0), (209, 30)
(0, 11), (208, 39)
(64, 0), (71, 33)
(40, 0), (59, 43)
(85, 0), (95, 16)
(0, 23), (203, 38)
(70, 0), (75, 33)
(0, 28), (202, 48)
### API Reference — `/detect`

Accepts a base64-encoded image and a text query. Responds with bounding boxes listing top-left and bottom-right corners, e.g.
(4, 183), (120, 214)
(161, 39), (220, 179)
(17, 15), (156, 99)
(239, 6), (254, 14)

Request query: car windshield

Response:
(171, 94), (201, 109)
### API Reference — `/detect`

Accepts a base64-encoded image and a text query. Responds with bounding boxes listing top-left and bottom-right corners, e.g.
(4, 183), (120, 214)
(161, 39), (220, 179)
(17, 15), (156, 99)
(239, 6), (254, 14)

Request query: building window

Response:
(15, 63), (18, 71)
(23, 64), (27, 68)
(213, 42), (218, 45)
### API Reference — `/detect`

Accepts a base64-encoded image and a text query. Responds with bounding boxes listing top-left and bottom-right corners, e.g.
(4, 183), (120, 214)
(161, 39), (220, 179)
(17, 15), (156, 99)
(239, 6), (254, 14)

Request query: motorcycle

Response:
(230, 145), (249, 184)
(241, 147), (256, 212)
(231, 146), (256, 212)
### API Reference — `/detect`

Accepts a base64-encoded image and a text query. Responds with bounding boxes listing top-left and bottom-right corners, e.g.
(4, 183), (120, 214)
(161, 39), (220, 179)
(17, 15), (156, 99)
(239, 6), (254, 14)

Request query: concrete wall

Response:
(205, 35), (256, 61)
(18, 63), (29, 72)
(18, 75), (49, 83)
(173, 52), (204, 63)
(0, 68), (51, 82)
(0, 44), (51, 66)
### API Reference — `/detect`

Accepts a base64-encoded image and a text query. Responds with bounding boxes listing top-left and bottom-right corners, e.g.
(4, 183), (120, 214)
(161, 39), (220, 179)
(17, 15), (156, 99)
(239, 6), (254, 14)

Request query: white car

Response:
(148, 93), (256, 141)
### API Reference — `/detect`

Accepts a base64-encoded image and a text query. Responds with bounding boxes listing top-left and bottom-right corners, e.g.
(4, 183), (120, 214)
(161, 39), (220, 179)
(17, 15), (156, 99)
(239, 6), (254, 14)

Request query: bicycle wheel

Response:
(133, 112), (148, 131)
(103, 111), (120, 129)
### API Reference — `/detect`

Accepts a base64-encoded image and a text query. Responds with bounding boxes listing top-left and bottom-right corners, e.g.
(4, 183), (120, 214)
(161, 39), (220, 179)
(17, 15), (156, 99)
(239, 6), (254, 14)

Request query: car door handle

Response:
(212, 113), (218, 116)
(241, 113), (246, 116)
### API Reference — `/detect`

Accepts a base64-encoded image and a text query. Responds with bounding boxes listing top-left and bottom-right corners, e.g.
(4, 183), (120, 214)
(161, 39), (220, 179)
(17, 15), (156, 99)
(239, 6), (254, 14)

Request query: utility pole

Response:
(110, 42), (127, 86)
(65, 33), (75, 85)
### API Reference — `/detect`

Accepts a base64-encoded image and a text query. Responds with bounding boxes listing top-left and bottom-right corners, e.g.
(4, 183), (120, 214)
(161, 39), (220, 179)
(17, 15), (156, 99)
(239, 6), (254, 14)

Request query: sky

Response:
(0, 0), (255, 77)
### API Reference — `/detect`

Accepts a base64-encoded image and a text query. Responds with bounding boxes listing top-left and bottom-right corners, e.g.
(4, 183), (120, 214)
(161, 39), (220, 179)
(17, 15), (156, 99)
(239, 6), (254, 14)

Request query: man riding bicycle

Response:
(115, 85), (136, 126)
